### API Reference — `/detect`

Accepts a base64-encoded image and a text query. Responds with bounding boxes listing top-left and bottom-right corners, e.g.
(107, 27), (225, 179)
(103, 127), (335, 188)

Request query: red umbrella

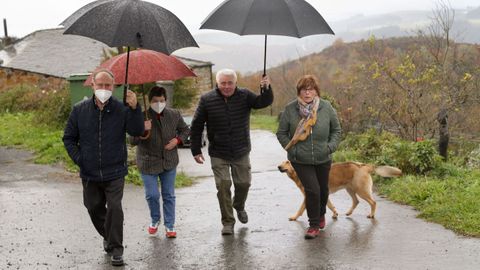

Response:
(84, 49), (196, 85)
(85, 49), (196, 140)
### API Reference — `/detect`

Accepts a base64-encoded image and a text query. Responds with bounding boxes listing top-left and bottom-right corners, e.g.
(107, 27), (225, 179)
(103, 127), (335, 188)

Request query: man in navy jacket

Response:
(63, 69), (144, 266)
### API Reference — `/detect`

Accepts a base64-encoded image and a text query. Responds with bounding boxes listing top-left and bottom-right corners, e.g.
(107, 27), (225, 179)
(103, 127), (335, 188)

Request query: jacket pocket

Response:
(314, 142), (330, 162)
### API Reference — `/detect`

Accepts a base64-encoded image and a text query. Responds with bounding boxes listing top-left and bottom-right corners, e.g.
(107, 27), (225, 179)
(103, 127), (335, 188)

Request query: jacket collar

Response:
(294, 97), (324, 111)
(215, 87), (238, 99)
(90, 95), (116, 111)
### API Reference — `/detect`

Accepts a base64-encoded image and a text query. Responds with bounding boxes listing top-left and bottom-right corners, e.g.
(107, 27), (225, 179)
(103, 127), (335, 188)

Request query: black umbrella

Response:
(61, 0), (198, 104)
(200, 0), (334, 76)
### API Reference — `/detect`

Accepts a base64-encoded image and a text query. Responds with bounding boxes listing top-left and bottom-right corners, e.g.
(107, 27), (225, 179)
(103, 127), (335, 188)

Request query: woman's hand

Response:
(164, 138), (178, 150)
(144, 120), (152, 131)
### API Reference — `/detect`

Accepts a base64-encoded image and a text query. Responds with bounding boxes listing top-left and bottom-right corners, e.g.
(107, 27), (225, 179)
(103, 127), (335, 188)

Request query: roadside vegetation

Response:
(249, 115), (480, 237)
(335, 129), (480, 237)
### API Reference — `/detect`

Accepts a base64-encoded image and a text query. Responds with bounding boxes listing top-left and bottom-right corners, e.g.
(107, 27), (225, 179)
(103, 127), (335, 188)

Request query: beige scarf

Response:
(285, 97), (319, 150)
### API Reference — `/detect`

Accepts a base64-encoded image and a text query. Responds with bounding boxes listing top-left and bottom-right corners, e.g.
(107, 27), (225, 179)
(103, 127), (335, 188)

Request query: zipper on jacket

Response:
(98, 110), (103, 180)
(310, 128), (315, 164)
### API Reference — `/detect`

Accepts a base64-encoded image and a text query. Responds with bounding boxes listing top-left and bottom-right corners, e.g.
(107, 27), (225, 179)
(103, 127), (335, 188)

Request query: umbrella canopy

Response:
(200, 0), (334, 75)
(62, 0), (198, 54)
(83, 49), (196, 86)
(61, 0), (198, 104)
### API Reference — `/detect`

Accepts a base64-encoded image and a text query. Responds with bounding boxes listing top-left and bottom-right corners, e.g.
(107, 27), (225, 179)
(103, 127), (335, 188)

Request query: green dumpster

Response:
(67, 73), (124, 107)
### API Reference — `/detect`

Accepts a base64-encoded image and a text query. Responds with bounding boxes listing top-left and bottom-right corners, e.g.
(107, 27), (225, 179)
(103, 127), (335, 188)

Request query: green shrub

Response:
(0, 84), (43, 112)
(332, 149), (361, 162)
(338, 129), (442, 174)
(36, 88), (71, 128)
(339, 129), (400, 162)
(408, 140), (443, 174)
(173, 78), (197, 109)
(0, 84), (71, 128)
(376, 139), (442, 174)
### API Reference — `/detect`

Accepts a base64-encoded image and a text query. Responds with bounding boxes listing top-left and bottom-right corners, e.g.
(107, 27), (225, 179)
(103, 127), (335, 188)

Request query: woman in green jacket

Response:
(276, 75), (341, 239)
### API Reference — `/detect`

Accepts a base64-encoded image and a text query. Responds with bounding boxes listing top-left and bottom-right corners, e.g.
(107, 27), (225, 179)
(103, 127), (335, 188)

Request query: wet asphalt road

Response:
(1, 130), (480, 269)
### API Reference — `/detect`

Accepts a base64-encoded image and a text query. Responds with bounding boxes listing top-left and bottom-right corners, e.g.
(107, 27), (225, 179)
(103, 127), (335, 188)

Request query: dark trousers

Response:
(292, 161), (331, 227)
(82, 178), (125, 256)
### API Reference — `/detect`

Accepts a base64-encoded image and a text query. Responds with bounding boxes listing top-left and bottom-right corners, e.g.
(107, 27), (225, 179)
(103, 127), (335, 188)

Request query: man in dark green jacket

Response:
(190, 68), (273, 235)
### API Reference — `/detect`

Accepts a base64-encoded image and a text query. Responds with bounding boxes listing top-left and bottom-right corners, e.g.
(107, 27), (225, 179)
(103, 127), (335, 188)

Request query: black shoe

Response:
(237, 210), (248, 224)
(221, 224), (234, 235)
(111, 255), (124, 266)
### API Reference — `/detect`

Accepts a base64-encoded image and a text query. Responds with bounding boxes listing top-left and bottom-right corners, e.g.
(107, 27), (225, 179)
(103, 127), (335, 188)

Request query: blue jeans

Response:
(141, 168), (176, 229)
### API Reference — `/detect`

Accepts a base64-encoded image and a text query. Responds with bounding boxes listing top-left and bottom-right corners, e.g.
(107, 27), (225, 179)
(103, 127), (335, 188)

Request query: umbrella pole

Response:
(263, 35), (267, 77)
(123, 46), (131, 105)
(142, 84), (149, 120)
(140, 84), (151, 140)
(263, 35), (272, 116)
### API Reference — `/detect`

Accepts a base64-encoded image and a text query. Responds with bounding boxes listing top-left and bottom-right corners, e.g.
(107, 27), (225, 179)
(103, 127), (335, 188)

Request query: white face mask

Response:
(94, 89), (112, 103)
(151, 102), (166, 114)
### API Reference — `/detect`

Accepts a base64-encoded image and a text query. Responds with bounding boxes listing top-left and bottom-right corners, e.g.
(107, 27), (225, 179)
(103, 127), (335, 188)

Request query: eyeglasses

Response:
(300, 88), (316, 93)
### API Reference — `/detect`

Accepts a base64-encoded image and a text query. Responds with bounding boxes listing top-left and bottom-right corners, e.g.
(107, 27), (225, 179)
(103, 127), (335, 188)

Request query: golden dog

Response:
(278, 160), (402, 220)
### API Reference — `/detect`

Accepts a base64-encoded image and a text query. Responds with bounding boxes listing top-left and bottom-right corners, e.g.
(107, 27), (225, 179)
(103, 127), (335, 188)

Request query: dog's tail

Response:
(374, 166), (402, 177)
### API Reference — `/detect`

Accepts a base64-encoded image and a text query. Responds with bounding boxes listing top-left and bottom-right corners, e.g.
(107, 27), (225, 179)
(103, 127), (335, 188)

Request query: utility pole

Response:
(3, 18), (8, 37)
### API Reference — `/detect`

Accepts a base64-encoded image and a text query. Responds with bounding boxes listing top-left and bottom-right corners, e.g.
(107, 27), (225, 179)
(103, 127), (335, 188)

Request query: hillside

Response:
(175, 6), (480, 73)
(239, 36), (480, 138)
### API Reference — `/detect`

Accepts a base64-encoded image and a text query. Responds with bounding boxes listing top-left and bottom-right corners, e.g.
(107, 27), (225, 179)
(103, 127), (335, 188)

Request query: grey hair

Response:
(92, 68), (115, 83)
(215, 68), (237, 83)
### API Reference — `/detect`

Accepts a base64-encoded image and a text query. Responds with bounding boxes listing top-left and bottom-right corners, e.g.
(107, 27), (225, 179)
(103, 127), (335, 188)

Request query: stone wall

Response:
(191, 65), (214, 95)
(0, 67), (66, 92)
(178, 65), (213, 115)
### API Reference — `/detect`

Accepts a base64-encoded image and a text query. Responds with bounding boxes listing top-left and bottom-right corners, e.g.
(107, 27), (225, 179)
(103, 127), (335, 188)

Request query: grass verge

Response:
(250, 114), (278, 133)
(248, 114), (480, 237)
(374, 169), (480, 237)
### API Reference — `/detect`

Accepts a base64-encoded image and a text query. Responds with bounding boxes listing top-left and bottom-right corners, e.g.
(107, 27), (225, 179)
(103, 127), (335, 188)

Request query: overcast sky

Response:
(1, 0), (479, 38)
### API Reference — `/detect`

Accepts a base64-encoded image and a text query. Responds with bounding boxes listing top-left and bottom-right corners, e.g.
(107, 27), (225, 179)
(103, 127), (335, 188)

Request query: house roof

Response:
(0, 28), (109, 78)
(0, 28), (212, 79)
(176, 55), (213, 68)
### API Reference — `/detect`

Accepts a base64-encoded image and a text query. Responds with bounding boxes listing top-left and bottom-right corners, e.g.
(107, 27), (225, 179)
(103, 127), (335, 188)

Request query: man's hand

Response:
(164, 138), (178, 150)
(126, 89), (137, 109)
(260, 75), (270, 89)
(144, 120), (152, 131)
(194, 154), (205, 164)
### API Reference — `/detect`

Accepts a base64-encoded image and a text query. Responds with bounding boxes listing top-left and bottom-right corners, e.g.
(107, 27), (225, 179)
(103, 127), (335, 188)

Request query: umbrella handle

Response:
(263, 35), (267, 77)
(139, 85), (150, 140)
(142, 85), (149, 120)
(123, 46), (131, 106)
(139, 129), (151, 140)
